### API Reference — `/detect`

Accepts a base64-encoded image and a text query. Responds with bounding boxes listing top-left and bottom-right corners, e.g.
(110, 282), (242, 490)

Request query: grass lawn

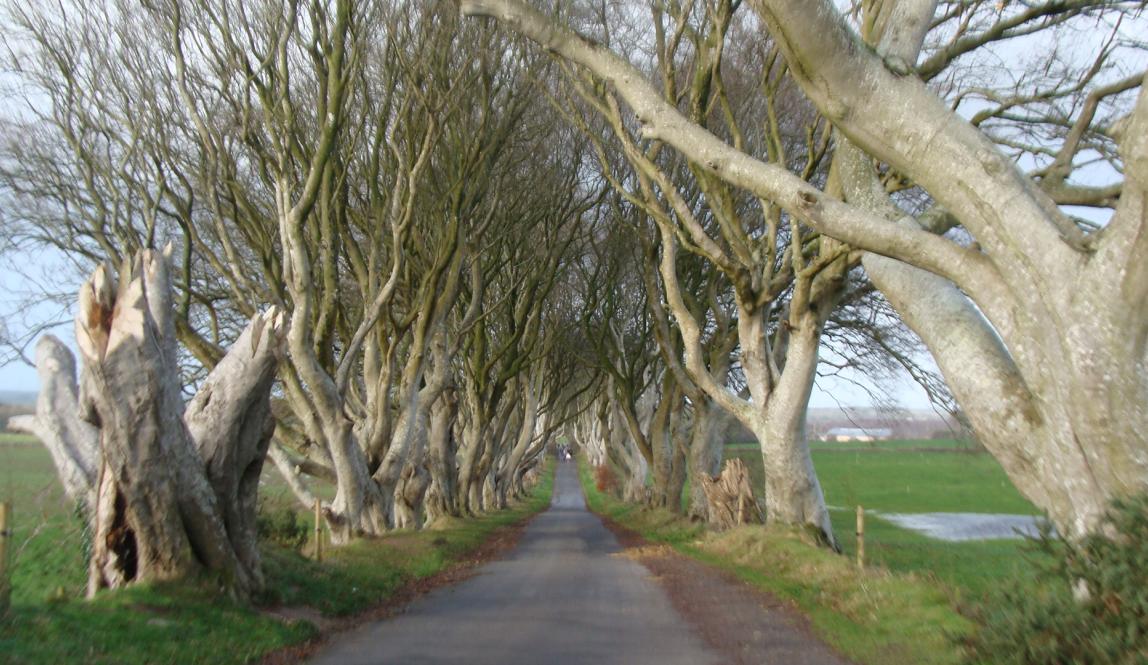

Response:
(724, 443), (1043, 601)
(0, 438), (554, 664)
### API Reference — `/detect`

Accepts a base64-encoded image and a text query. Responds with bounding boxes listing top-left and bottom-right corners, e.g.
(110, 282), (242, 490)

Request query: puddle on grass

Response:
(874, 512), (1052, 542)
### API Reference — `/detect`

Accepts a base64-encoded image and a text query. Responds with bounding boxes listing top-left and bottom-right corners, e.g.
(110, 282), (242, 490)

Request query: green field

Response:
(725, 442), (1042, 600)
(0, 436), (555, 664)
(728, 437), (982, 453)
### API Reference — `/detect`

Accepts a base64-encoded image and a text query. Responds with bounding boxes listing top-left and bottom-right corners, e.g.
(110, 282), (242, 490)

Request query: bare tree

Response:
(505, 0), (850, 543)
(2, 0), (593, 542)
(460, 0), (1148, 538)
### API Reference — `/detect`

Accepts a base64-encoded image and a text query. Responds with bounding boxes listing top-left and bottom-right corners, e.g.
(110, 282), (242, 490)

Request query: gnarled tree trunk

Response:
(9, 337), (98, 508)
(424, 389), (460, 525)
(27, 250), (285, 598)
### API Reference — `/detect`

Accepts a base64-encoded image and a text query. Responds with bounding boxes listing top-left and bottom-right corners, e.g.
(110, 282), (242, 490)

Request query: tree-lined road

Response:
(309, 463), (850, 664)
(309, 463), (720, 664)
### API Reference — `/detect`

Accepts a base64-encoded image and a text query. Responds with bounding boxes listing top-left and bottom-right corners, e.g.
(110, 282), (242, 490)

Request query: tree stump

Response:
(701, 459), (764, 530)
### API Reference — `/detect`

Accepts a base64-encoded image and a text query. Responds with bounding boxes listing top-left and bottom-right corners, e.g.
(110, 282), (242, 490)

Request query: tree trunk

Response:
(647, 378), (680, 509)
(606, 402), (649, 503)
(325, 425), (388, 543)
(424, 390), (460, 525)
(687, 399), (727, 521)
(865, 252), (1136, 537)
(455, 391), (486, 515)
(58, 250), (286, 598)
(665, 412), (689, 514)
(9, 336), (98, 508)
(185, 305), (286, 592)
(497, 377), (541, 507)
(754, 316), (837, 549)
(470, 402), (514, 513)
(393, 462), (432, 530)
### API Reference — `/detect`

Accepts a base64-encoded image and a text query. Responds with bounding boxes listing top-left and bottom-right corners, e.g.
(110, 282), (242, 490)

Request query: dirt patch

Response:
(258, 513), (539, 664)
(261, 605), (335, 632)
(610, 543), (675, 560)
(597, 514), (856, 665)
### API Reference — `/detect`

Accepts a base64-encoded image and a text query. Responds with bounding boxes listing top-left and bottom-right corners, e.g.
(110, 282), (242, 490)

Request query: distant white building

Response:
(822, 427), (893, 442)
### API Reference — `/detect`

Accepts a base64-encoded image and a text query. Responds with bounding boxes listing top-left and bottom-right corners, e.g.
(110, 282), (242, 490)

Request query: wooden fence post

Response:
(1, 502), (11, 614)
(313, 500), (323, 563)
(856, 505), (865, 570)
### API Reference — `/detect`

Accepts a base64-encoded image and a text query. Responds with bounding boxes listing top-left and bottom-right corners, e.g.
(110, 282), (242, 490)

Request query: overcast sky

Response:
(1, 2), (1141, 412)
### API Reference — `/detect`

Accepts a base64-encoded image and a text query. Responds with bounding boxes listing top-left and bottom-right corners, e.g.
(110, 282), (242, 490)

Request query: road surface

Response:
(307, 463), (848, 665)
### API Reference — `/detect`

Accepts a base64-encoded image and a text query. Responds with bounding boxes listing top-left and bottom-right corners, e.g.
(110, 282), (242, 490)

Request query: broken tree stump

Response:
(700, 459), (764, 530)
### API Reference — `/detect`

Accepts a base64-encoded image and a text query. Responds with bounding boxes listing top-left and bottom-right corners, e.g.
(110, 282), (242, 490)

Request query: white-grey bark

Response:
(686, 399), (729, 521)
(424, 388), (460, 525)
(461, 0), (1148, 539)
(185, 307), (287, 589)
(49, 249), (288, 598)
(9, 336), (99, 508)
(498, 374), (541, 507)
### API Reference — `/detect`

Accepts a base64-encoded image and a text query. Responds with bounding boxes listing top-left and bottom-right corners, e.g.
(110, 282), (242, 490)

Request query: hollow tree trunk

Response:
(185, 305), (286, 592)
(48, 250), (288, 598)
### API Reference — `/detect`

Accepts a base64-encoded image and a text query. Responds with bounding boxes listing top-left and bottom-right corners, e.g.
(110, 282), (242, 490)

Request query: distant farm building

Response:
(822, 427), (893, 442)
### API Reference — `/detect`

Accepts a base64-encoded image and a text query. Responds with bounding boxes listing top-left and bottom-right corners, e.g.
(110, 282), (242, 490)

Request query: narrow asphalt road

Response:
(307, 462), (722, 665)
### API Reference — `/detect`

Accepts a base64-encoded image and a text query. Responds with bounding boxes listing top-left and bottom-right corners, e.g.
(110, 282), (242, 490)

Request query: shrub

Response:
(594, 464), (619, 495)
(256, 502), (309, 550)
(963, 494), (1148, 664)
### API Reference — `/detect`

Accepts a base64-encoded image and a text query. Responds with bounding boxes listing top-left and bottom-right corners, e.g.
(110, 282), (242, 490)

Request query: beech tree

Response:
(11, 249), (284, 598)
(509, 0), (851, 542)
(1, 0), (592, 542)
(460, 0), (1148, 538)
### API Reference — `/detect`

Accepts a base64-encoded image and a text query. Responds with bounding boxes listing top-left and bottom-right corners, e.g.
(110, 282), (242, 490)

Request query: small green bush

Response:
(963, 494), (1148, 664)
(256, 503), (309, 550)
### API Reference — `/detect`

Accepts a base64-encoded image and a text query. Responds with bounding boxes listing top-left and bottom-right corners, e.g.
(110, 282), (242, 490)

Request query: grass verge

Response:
(0, 449), (554, 665)
(579, 461), (973, 665)
(726, 445), (1040, 601)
